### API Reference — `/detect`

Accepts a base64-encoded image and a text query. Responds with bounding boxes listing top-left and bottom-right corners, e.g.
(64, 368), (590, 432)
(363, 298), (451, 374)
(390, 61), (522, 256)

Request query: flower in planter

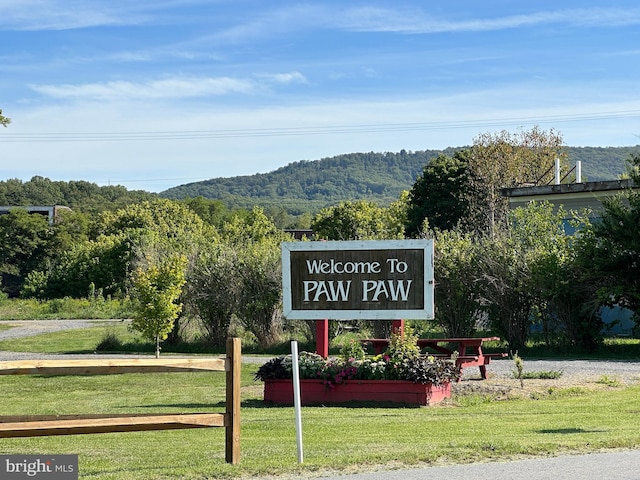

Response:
(254, 353), (459, 384)
(255, 331), (460, 385)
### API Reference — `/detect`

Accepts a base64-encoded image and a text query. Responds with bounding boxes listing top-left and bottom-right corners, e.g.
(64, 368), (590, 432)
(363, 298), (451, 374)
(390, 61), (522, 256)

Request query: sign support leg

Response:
(315, 319), (329, 358)
(392, 319), (405, 336)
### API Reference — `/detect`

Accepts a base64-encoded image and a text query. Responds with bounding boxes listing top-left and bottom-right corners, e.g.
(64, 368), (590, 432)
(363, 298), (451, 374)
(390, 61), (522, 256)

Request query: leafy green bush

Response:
(596, 375), (621, 387)
(512, 370), (563, 380)
(339, 337), (366, 361)
(95, 329), (124, 351)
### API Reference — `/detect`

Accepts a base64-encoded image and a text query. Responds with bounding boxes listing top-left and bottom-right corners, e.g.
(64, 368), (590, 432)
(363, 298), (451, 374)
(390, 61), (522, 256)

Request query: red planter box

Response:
(263, 379), (451, 406)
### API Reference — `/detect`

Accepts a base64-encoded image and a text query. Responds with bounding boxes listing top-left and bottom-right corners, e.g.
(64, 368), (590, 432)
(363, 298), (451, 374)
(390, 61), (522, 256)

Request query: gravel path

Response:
(460, 357), (640, 382)
(0, 319), (123, 341)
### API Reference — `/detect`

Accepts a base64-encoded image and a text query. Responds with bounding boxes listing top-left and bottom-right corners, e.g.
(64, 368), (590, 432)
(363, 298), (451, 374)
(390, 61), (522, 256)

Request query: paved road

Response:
(312, 450), (640, 480)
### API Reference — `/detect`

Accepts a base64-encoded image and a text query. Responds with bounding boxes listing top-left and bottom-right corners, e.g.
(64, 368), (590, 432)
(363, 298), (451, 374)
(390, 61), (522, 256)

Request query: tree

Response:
(185, 244), (241, 348)
(21, 209), (91, 298)
(470, 200), (602, 350)
(468, 127), (567, 236)
(432, 228), (483, 337)
(35, 233), (134, 299)
(475, 227), (535, 350)
(311, 200), (404, 240)
(0, 108), (10, 127)
(130, 254), (187, 358)
(185, 208), (288, 349)
(387, 190), (410, 237)
(406, 151), (472, 236)
(30, 199), (214, 300)
(311, 200), (404, 338)
(181, 196), (235, 228)
(235, 239), (283, 349)
(576, 153), (640, 328)
(93, 199), (213, 247)
(513, 202), (602, 350)
(0, 209), (52, 297)
(0, 179), (28, 206)
(220, 207), (291, 348)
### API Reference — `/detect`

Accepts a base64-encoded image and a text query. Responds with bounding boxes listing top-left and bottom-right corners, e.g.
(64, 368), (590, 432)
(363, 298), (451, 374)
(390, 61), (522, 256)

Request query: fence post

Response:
(225, 337), (241, 464)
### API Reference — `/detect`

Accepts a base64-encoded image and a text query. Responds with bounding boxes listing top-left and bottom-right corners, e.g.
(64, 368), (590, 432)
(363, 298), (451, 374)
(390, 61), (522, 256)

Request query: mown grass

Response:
(0, 365), (639, 479)
(0, 325), (639, 478)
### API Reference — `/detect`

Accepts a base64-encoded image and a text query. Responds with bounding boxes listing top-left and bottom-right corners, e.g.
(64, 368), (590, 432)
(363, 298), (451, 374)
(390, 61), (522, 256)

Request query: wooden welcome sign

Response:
(282, 239), (434, 320)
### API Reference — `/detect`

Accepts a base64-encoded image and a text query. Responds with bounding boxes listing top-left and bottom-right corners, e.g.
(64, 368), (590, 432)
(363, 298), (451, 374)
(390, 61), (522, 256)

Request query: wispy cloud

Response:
(4, 2), (640, 35)
(30, 76), (257, 100)
(335, 6), (640, 33)
(183, 4), (640, 50)
(0, 1), (139, 30)
(28, 72), (307, 101)
(0, 0), (211, 30)
(256, 72), (308, 85)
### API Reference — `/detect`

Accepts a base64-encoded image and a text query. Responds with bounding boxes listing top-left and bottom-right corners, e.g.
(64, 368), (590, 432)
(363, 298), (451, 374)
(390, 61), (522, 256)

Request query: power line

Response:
(1, 109), (639, 143)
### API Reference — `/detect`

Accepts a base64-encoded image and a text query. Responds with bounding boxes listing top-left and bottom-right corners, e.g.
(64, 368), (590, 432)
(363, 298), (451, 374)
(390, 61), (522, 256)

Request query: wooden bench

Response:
(0, 338), (241, 464)
(361, 337), (507, 381)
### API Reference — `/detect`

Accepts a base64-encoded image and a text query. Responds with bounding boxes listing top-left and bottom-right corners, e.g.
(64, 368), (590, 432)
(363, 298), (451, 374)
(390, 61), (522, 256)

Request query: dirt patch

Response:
(450, 371), (639, 402)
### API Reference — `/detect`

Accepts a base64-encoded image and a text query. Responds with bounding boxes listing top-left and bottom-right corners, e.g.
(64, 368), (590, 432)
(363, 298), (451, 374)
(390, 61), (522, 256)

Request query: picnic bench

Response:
(361, 336), (507, 380)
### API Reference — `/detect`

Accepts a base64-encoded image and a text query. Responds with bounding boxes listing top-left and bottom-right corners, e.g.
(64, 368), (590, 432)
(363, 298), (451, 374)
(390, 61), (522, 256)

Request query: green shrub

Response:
(339, 337), (366, 361)
(596, 375), (621, 387)
(512, 370), (563, 380)
(96, 329), (124, 351)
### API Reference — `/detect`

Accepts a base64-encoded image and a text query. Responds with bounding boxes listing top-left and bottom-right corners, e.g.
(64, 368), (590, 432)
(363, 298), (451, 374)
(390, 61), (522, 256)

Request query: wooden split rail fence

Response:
(0, 337), (241, 464)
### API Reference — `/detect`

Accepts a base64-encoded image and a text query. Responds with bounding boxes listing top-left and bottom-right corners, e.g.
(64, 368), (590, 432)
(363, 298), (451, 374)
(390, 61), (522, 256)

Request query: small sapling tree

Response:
(130, 254), (187, 358)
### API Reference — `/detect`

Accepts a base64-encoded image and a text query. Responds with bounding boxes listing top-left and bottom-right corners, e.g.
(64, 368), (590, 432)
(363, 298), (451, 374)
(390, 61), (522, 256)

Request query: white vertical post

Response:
(554, 158), (561, 185)
(291, 341), (304, 463)
(576, 160), (582, 183)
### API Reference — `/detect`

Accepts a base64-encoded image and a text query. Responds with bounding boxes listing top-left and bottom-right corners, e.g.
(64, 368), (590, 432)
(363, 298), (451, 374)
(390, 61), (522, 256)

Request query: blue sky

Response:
(2, 1), (640, 192)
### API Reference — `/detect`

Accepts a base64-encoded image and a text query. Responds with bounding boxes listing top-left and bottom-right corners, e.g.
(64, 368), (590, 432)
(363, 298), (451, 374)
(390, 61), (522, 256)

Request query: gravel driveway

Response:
(0, 319), (129, 361)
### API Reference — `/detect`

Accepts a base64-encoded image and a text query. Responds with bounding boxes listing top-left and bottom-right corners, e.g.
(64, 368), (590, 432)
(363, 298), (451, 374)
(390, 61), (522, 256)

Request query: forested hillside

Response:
(161, 145), (640, 213)
(567, 146), (639, 180)
(2, 145), (638, 218)
(0, 177), (156, 213)
(161, 149), (462, 214)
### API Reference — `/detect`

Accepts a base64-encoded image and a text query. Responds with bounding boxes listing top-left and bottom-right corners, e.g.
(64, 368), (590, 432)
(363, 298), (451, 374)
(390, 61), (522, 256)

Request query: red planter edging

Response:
(263, 379), (450, 406)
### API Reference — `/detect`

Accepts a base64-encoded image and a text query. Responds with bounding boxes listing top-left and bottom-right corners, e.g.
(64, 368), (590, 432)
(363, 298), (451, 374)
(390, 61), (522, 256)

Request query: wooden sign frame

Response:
(282, 239), (434, 320)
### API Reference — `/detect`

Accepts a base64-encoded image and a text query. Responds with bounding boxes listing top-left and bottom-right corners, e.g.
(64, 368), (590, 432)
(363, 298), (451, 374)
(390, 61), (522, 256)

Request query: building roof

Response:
(502, 179), (636, 215)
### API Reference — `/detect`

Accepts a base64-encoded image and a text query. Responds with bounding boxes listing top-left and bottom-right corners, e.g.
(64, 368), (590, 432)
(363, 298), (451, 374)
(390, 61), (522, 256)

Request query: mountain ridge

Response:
(160, 145), (640, 214)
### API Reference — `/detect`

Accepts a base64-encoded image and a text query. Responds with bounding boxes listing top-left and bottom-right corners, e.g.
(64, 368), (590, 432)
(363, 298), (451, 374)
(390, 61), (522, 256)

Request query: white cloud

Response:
(0, 0), (218, 30)
(335, 6), (640, 33)
(0, 0), (146, 30)
(256, 72), (308, 85)
(29, 76), (258, 100)
(28, 70), (311, 101)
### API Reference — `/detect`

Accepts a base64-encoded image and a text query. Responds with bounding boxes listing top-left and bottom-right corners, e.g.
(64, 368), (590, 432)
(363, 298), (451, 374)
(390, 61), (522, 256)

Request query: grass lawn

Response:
(0, 326), (639, 479)
(0, 365), (640, 480)
(0, 322), (141, 354)
(0, 366), (639, 479)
